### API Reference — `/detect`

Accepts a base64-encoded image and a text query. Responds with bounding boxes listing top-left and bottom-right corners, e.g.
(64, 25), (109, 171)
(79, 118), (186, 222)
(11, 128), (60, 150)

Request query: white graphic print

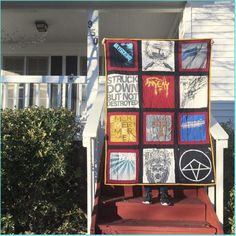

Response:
(143, 148), (175, 183)
(179, 149), (212, 182)
(110, 152), (136, 181)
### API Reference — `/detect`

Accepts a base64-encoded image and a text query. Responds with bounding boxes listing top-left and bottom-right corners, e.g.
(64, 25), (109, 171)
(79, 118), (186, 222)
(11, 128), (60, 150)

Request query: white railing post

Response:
(46, 84), (51, 108)
(57, 84), (62, 108)
(210, 116), (229, 225)
(215, 139), (228, 224)
(62, 84), (66, 108)
(24, 83), (30, 108)
(83, 136), (93, 235)
(83, 84), (105, 234)
(13, 84), (19, 109)
(2, 83), (8, 109)
(67, 82), (72, 110)
(76, 83), (83, 116)
(34, 84), (40, 107)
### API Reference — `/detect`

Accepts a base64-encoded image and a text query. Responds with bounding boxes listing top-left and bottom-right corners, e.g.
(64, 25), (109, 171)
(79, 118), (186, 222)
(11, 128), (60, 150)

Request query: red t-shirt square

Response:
(142, 75), (175, 108)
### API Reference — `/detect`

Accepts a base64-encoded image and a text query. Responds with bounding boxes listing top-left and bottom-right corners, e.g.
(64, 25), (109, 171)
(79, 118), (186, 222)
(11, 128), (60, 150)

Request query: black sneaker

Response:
(142, 192), (152, 204)
(160, 193), (171, 206)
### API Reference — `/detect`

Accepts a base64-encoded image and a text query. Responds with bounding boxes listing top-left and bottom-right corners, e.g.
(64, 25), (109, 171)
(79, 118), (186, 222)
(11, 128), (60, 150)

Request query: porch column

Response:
(86, 9), (99, 234)
(86, 10), (99, 115)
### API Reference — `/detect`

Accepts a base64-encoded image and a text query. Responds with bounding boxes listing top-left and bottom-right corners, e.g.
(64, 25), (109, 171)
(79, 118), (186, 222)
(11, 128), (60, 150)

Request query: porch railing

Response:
(82, 86), (229, 233)
(1, 75), (87, 116)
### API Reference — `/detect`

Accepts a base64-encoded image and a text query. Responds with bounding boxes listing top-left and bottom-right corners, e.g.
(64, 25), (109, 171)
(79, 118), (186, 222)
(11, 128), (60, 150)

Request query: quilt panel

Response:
(103, 38), (215, 186)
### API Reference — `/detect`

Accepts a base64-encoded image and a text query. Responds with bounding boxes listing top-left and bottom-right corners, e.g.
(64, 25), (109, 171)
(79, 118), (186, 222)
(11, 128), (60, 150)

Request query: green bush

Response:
(1, 107), (87, 234)
(227, 186), (235, 234)
(221, 120), (234, 234)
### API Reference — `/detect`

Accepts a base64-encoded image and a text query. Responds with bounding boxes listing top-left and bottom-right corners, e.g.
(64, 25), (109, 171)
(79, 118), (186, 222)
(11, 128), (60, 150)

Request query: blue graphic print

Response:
(113, 43), (133, 62)
(182, 47), (198, 61)
(180, 114), (206, 142)
(110, 43), (135, 68)
(181, 43), (208, 69)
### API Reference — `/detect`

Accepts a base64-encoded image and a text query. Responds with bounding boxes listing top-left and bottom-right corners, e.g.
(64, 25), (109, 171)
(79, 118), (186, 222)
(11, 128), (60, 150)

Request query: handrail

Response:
(210, 116), (229, 140)
(82, 83), (105, 234)
(1, 75), (86, 84)
(209, 115), (229, 225)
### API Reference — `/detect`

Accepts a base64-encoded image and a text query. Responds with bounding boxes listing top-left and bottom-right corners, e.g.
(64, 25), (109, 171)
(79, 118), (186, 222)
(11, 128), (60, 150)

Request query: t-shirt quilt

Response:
(103, 38), (215, 186)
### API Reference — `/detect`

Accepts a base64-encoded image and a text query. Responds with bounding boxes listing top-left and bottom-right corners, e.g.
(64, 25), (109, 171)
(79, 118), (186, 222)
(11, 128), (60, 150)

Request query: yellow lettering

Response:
(145, 77), (169, 97)
(110, 115), (136, 142)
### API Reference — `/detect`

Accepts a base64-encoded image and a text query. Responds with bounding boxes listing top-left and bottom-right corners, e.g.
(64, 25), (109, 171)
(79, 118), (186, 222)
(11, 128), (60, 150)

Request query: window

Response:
(26, 57), (48, 106)
(51, 56), (63, 108)
(66, 56), (78, 111)
(3, 56), (24, 75)
(26, 57), (48, 75)
(51, 56), (63, 75)
(80, 56), (105, 76)
(2, 56), (25, 108)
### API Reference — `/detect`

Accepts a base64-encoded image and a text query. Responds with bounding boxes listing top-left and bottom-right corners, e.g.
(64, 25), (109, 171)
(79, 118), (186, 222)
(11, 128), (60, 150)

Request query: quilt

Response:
(103, 38), (215, 186)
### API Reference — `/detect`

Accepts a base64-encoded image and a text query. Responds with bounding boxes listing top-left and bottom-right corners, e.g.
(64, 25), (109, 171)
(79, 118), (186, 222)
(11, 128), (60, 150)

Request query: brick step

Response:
(99, 197), (206, 221)
(98, 219), (217, 234)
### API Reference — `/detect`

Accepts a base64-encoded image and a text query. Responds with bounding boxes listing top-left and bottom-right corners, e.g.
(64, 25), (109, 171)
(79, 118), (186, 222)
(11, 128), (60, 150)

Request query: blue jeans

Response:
(144, 186), (168, 202)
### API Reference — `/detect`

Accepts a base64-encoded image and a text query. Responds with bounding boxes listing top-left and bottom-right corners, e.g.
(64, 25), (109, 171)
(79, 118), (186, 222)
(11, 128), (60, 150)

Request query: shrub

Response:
(1, 107), (87, 234)
(227, 186), (235, 234)
(220, 120), (234, 234)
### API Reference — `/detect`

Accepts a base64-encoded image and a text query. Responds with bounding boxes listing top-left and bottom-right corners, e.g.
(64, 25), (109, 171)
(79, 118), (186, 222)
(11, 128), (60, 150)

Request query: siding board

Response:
(211, 101), (235, 111)
(192, 19), (234, 26)
(192, 27), (234, 33)
(211, 90), (234, 98)
(192, 7), (233, 14)
(211, 77), (234, 84)
(192, 14), (234, 20)
(211, 39), (234, 45)
(211, 69), (234, 77)
(192, 32), (233, 39)
(211, 61), (234, 69)
(212, 51), (234, 58)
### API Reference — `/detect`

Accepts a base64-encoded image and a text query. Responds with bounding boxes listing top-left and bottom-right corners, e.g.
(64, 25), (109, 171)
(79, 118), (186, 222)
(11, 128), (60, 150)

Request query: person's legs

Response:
(142, 186), (152, 204)
(160, 187), (168, 195)
(160, 186), (171, 206)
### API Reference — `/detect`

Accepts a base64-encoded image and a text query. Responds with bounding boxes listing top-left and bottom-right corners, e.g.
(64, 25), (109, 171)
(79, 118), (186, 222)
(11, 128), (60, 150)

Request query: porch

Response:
(1, 74), (229, 233)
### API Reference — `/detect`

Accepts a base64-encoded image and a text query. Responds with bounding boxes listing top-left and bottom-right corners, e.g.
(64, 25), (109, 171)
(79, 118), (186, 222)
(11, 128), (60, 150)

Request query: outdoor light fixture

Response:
(35, 21), (48, 32)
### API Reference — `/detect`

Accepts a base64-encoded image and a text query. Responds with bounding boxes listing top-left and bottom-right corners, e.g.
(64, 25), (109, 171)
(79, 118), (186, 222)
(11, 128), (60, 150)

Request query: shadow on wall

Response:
(211, 100), (234, 124)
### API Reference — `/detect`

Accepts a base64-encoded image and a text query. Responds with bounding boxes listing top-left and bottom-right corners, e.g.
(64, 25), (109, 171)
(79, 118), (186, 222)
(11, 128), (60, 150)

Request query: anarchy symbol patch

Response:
(179, 149), (212, 182)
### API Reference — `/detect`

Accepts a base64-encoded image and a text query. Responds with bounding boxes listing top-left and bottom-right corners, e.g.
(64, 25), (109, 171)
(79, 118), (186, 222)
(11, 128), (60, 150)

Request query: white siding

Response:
(179, 0), (234, 123)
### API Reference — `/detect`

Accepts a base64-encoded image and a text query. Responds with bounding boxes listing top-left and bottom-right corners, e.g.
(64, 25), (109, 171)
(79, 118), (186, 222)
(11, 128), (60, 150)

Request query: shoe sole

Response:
(161, 202), (171, 206)
(142, 201), (152, 204)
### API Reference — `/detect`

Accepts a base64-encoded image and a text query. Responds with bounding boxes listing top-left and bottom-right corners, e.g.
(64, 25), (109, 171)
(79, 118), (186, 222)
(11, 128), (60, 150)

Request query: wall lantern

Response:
(35, 21), (48, 32)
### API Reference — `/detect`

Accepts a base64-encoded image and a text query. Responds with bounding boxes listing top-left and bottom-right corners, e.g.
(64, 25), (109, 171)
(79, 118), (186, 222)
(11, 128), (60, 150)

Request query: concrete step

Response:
(98, 219), (217, 234)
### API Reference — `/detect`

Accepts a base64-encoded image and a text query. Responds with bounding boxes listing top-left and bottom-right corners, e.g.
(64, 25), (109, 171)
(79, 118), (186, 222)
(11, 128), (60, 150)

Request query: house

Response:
(1, 0), (234, 234)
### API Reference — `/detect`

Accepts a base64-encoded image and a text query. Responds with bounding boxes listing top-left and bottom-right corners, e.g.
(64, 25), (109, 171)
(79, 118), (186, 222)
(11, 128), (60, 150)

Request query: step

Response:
(100, 197), (206, 221)
(98, 219), (217, 234)
(102, 186), (199, 199)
